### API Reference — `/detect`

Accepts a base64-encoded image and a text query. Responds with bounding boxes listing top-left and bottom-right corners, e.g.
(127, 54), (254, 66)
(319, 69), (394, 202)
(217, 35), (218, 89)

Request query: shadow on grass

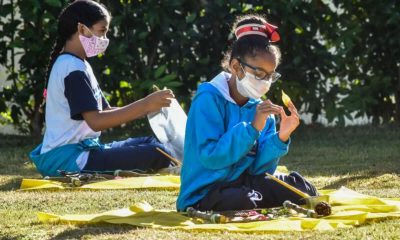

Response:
(321, 175), (371, 189)
(0, 177), (22, 191)
(0, 134), (38, 147)
(320, 170), (400, 190)
(49, 224), (136, 240)
(0, 234), (27, 240)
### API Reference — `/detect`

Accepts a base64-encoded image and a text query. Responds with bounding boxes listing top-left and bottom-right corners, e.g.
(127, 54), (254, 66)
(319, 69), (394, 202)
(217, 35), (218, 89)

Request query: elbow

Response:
(83, 115), (103, 132)
(199, 153), (225, 170)
(200, 159), (216, 170)
(91, 126), (103, 132)
(82, 111), (105, 132)
(86, 121), (103, 132)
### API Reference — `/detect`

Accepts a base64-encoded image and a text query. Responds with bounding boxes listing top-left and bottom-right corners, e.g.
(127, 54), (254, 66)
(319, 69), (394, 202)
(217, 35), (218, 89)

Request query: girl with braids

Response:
(177, 14), (317, 212)
(30, 0), (174, 177)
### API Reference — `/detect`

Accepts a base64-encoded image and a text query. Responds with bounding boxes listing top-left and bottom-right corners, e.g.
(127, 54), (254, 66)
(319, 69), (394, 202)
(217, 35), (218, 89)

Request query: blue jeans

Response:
(83, 136), (171, 173)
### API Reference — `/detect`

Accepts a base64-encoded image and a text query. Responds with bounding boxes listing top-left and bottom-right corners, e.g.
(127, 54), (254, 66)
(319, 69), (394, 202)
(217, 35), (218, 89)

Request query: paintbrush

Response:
(265, 173), (309, 198)
(156, 147), (182, 166)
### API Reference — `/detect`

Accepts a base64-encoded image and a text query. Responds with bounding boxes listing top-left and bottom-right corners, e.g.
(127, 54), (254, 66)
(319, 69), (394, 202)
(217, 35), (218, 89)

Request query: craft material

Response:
(281, 90), (292, 107)
(265, 173), (309, 198)
(156, 147), (182, 166)
(283, 200), (318, 218)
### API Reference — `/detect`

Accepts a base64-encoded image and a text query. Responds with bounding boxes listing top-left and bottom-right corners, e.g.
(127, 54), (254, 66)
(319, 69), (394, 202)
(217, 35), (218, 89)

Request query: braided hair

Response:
(221, 14), (281, 71)
(43, 0), (110, 104)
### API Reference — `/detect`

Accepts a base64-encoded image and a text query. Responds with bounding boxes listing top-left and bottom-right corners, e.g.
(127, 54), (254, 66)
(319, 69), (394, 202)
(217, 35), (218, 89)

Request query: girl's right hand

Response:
(143, 89), (175, 113)
(252, 100), (283, 131)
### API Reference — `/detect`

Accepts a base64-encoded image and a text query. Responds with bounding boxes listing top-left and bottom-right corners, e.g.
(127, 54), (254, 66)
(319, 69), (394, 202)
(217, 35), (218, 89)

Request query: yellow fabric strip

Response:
(20, 175), (180, 191)
(38, 187), (400, 232)
(20, 166), (289, 191)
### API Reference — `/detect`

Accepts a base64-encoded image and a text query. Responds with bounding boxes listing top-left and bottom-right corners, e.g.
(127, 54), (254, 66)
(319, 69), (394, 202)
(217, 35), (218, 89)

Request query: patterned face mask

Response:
(78, 24), (109, 58)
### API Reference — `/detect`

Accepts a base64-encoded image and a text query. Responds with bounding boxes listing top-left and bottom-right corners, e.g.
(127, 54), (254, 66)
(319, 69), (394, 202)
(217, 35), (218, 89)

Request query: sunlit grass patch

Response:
(0, 126), (399, 239)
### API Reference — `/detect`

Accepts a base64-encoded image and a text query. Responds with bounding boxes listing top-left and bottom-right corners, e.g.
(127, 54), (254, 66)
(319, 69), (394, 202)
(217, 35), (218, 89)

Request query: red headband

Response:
(235, 23), (280, 42)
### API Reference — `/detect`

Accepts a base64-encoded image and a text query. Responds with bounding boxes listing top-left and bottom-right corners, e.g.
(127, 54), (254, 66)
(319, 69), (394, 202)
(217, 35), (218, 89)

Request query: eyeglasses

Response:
(238, 59), (281, 83)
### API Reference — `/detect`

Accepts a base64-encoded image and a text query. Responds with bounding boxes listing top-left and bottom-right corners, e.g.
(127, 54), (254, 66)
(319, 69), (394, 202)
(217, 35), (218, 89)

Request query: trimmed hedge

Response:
(0, 0), (399, 136)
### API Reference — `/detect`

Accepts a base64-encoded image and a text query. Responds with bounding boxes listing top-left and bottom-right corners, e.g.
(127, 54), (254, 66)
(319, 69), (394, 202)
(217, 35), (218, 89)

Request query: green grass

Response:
(0, 126), (399, 239)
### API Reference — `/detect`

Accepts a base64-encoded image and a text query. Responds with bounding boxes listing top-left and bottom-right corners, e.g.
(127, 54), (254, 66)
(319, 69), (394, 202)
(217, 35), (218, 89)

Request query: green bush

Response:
(0, 0), (399, 136)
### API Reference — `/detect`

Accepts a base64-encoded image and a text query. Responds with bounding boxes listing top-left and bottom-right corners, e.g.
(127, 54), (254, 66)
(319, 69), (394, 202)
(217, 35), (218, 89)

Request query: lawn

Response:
(0, 126), (399, 239)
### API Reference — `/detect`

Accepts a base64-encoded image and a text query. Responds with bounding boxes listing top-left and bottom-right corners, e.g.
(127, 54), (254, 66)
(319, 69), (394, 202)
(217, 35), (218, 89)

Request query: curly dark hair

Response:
(221, 14), (281, 71)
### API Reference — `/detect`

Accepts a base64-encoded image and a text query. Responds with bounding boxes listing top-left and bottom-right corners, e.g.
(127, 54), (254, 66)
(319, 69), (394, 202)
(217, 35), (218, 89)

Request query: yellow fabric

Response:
(20, 175), (180, 191)
(38, 187), (400, 232)
(20, 166), (288, 191)
(276, 165), (289, 173)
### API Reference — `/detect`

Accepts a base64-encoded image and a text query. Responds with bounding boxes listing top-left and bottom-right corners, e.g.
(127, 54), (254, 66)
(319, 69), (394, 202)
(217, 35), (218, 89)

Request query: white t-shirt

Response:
(41, 53), (110, 169)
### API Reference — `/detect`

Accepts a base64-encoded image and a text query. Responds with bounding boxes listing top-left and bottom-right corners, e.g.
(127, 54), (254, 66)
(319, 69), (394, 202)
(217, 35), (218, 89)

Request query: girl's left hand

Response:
(278, 101), (300, 142)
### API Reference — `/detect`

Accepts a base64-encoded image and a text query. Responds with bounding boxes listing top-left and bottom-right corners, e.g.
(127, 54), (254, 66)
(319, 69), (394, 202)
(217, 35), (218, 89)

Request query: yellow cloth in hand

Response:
(38, 187), (400, 232)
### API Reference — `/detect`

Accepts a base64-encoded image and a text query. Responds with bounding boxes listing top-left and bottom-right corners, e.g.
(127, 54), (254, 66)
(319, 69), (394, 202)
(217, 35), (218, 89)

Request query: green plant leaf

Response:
(159, 73), (177, 82)
(154, 65), (167, 79)
(44, 0), (61, 7)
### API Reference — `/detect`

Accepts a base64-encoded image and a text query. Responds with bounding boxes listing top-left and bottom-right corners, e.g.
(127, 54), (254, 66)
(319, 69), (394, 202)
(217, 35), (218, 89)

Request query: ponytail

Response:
(44, 37), (65, 91)
(40, 37), (65, 113)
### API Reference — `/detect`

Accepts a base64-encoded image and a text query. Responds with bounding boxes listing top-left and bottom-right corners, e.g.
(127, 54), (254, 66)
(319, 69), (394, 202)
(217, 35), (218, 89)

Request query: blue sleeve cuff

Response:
(247, 122), (261, 140)
(272, 133), (290, 150)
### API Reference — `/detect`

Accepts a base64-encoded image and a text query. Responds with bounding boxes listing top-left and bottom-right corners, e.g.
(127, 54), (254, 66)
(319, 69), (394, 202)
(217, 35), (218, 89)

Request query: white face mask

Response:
(236, 71), (271, 99)
(79, 24), (109, 58)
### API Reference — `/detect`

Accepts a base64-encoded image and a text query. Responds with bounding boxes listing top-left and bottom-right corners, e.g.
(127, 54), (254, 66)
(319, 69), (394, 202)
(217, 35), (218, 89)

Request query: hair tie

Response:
(235, 23), (280, 42)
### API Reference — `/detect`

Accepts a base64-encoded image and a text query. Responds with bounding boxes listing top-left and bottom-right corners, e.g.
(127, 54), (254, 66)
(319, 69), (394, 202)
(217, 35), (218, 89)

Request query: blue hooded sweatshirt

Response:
(177, 72), (290, 211)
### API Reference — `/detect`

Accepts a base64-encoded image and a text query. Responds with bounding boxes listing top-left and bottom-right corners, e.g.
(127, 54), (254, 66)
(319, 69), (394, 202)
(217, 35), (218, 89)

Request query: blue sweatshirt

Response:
(177, 72), (290, 211)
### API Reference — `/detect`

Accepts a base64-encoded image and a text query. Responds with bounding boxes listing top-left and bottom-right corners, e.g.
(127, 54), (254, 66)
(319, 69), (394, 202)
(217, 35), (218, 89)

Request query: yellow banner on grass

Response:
(38, 187), (400, 232)
(20, 175), (180, 191)
(19, 166), (289, 191)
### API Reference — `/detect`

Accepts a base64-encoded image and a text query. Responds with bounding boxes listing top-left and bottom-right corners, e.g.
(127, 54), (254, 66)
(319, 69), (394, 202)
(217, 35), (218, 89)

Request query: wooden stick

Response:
(186, 207), (227, 224)
(156, 147), (182, 166)
(265, 173), (309, 198)
(283, 200), (318, 218)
